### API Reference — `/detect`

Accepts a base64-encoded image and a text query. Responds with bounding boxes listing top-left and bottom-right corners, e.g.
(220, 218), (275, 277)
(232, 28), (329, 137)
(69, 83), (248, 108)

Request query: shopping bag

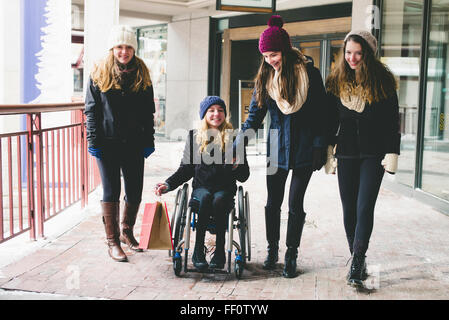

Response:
(138, 201), (173, 250)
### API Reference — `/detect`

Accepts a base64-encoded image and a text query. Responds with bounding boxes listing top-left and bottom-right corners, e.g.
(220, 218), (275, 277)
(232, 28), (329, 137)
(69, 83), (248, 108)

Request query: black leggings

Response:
(266, 167), (313, 247)
(191, 188), (232, 251)
(96, 143), (145, 203)
(337, 157), (384, 256)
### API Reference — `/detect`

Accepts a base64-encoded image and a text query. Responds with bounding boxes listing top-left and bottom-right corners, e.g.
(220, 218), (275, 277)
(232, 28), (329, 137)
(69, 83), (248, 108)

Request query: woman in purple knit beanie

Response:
(236, 15), (328, 278)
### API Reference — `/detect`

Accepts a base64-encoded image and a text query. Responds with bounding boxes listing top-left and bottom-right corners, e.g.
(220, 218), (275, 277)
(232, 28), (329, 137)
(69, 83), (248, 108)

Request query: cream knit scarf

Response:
(340, 84), (366, 113)
(267, 63), (309, 115)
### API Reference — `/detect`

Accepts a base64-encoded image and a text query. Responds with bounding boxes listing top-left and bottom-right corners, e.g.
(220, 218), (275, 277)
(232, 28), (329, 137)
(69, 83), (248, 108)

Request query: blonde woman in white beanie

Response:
(84, 25), (155, 262)
(325, 30), (400, 287)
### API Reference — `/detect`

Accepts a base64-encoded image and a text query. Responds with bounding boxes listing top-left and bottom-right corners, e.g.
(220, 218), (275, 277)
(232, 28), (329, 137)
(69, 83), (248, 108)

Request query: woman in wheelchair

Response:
(155, 96), (249, 271)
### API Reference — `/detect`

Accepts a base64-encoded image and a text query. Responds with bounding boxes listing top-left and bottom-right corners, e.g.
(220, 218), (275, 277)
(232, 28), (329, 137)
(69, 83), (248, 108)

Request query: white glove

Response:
(324, 145), (337, 174)
(381, 153), (398, 174)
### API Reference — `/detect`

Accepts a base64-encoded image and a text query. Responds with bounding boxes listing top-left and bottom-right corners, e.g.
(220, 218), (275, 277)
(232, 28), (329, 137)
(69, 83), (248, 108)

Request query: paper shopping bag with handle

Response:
(138, 201), (173, 250)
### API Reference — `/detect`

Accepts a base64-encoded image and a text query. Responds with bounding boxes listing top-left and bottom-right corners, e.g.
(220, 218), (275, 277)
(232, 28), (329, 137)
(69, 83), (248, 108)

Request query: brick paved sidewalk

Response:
(0, 141), (448, 300)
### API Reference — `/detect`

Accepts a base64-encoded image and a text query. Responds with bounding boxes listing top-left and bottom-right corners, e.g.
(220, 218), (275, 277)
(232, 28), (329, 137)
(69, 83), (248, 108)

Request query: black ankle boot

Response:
(263, 241), (279, 270)
(192, 246), (208, 271)
(346, 259), (369, 281)
(347, 254), (366, 287)
(282, 247), (298, 278)
(209, 248), (226, 269)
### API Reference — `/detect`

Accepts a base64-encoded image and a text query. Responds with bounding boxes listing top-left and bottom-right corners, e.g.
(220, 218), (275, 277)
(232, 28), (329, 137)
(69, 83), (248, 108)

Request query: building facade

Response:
(0, 0), (447, 212)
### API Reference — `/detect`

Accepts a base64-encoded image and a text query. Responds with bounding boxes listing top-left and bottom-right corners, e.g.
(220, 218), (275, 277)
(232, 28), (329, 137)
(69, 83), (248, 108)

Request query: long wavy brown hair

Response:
(326, 34), (397, 104)
(254, 47), (308, 107)
(90, 50), (152, 93)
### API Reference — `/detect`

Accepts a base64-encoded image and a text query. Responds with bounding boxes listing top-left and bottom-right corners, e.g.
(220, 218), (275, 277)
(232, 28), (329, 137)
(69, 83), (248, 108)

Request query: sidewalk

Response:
(0, 140), (448, 300)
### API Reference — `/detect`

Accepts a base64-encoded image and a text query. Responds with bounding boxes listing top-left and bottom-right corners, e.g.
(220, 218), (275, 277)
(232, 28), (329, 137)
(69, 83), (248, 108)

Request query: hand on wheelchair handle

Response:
(155, 183), (168, 196)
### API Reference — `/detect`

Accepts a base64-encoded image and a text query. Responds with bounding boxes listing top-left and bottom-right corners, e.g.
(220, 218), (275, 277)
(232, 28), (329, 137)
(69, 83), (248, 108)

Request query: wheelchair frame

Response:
(169, 183), (251, 279)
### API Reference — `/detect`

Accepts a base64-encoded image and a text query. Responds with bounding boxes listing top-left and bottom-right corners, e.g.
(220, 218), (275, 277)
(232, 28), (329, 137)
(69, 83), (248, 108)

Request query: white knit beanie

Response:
(108, 25), (138, 51)
(344, 30), (377, 54)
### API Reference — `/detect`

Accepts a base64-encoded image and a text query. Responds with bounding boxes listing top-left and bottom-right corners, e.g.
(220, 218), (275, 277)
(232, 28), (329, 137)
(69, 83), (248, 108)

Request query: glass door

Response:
(291, 37), (345, 80)
(421, 0), (449, 200)
(137, 25), (168, 136)
(380, 0), (425, 188)
(298, 41), (321, 69)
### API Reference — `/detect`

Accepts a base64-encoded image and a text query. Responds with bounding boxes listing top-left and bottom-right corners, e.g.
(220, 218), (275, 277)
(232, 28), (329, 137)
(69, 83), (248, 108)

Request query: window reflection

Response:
(381, 0), (424, 187)
(422, 0), (449, 200)
(137, 25), (167, 136)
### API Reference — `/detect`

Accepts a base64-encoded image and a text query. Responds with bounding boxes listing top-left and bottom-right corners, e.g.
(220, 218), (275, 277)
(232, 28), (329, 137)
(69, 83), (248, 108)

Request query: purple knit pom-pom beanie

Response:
(258, 15), (292, 54)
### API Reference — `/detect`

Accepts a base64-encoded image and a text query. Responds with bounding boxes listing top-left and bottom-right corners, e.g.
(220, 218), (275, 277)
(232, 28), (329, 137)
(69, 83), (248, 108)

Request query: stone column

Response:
(351, 0), (379, 31)
(83, 0), (119, 91)
(165, 15), (210, 138)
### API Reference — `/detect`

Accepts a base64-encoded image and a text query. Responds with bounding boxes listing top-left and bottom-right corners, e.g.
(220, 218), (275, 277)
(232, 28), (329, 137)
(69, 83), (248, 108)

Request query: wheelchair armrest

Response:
(189, 197), (200, 212)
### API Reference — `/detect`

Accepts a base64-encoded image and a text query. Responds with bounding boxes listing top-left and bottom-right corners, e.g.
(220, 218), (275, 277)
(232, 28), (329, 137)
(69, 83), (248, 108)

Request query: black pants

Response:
(337, 157), (384, 256)
(191, 188), (233, 252)
(96, 143), (145, 203)
(265, 167), (313, 248)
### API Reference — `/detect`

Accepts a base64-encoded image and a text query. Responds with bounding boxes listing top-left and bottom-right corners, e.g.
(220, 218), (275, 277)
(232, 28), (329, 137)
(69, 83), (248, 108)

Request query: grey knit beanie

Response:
(344, 30), (377, 53)
(108, 25), (138, 51)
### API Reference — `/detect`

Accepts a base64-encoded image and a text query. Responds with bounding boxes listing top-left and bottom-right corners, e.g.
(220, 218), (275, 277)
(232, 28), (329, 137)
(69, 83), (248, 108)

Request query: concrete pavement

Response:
(0, 140), (448, 301)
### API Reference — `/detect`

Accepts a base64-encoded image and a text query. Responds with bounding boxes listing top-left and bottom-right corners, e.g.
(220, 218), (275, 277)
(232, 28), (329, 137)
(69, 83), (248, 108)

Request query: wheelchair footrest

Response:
(185, 268), (230, 274)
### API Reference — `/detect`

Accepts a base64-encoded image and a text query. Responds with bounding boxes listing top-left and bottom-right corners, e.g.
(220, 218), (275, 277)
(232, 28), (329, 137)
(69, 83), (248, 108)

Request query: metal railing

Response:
(0, 102), (101, 243)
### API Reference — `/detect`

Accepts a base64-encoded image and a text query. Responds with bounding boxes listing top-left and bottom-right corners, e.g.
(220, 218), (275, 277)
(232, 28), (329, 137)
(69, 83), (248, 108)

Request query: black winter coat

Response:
(235, 61), (327, 170)
(326, 92), (401, 158)
(166, 130), (250, 195)
(84, 77), (155, 149)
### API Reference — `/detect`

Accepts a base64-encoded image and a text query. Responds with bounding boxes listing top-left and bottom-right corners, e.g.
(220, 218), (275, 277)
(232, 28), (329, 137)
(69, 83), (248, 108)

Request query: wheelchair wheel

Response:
(173, 184), (189, 253)
(244, 190), (251, 262)
(238, 187), (246, 264)
(173, 254), (182, 277)
(235, 258), (244, 279)
(170, 187), (183, 256)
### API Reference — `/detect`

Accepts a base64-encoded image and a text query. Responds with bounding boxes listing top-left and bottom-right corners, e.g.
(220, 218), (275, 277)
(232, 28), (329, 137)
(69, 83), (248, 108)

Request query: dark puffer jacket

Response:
(326, 92), (401, 158)
(165, 130), (250, 195)
(84, 77), (155, 149)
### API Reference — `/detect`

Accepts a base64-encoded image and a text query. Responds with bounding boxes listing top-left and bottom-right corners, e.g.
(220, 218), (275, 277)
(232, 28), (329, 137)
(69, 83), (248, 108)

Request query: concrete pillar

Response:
(0, 0), (21, 105)
(83, 0), (119, 91)
(0, 0), (21, 134)
(165, 16), (209, 138)
(351, 0), (379, 31)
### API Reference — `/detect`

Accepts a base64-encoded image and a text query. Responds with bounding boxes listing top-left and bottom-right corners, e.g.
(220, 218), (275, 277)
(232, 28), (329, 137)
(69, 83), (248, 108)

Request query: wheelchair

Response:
(169, 183), (251, 279)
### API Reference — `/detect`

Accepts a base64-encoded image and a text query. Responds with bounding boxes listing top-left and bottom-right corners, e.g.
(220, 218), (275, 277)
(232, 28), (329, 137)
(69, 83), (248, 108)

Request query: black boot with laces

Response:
(347, 254), (366, 287)
(263, 241), (279, 270)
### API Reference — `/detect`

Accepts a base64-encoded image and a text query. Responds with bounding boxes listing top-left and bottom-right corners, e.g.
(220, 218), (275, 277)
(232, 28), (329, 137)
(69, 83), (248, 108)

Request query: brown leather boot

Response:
(101, 201), (128, 262)
(119, 201), (143, 252)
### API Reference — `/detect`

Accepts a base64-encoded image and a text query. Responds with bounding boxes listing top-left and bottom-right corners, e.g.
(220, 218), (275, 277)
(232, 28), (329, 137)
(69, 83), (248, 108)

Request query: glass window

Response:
(137, 25), (168, 136)
(380, 0), (424, 187)
(329, 40), (343, 70)
(298, 41), (321, 70)
(421, 0), (449, 200)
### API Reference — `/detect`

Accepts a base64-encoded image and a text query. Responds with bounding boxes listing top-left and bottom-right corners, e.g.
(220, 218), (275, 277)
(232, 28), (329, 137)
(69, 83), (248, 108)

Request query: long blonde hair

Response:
(90, 50), (152, 92)
(196, 118), (233, 153)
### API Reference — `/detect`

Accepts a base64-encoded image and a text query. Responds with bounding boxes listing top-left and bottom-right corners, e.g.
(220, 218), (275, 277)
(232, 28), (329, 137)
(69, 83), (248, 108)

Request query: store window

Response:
(71, 3), (84, 99)
(137, 25), (167, 136)
(380, 0), (424, 188)
(421, 0), (449, 200)
(298, 41), (321, 70)
(328, 39), (344, 74)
